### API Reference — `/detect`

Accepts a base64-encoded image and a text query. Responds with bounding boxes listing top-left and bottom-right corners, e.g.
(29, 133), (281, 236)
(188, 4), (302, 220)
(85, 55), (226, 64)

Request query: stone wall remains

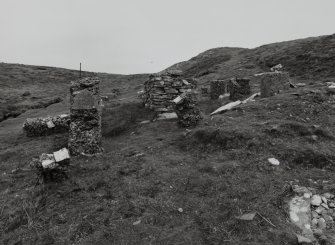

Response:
(210, 80), (229, 100)
(229, 78), (251, 101)
(69, 77), (103, 156)
(23, 114), (70, 137)
(259, 72), (290, 98)
(142, 73), (197, 113)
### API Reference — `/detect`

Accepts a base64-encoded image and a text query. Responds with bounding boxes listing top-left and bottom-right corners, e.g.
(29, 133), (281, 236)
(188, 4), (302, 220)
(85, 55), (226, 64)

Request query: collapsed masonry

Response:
(69, 77), (103, 156)
(142, 72), (197, 113)
(23, 114), (70, 137)
(210, 80), (229, 100)
(174, 92), (202, 127)
(30, 148), (70, 183)
(229, 78), (251, 101)
(257, 72), (290, 98)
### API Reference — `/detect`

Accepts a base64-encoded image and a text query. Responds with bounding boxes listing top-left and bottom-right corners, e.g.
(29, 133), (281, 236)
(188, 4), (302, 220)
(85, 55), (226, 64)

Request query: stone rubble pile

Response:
(210, 80), (229, 100)
(142, 72), (197, 113)
(290, 185), (335, 244)
(229, 78), (251, 101)
(23, 114), (70, 137)
(69, 77), (103, 156)
(259, 72), (290, 98)
(30, 148), (70, 183)
(173, 92), (202, 127)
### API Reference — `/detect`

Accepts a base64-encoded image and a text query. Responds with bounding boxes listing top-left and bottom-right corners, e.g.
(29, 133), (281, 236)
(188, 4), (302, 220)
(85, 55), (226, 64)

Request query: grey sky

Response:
(1, 0), (334, 74)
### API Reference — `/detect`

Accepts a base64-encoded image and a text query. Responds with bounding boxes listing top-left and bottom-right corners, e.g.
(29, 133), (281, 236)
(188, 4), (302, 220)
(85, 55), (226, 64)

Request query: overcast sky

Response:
(1, 0), (334, 74)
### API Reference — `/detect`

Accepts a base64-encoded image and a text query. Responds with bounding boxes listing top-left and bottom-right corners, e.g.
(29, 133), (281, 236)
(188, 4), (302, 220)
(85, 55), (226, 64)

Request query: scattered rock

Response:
(238, 212), (257, 221)
(304, 193), (311, 199)
(157, 112), (178, 120)
(321, 196), (328, 204)
(268, 158), (280, 166)
(296, 234), (312, 244)
(315, 206), (325, 214)
(321, 203), (329, 210)
(133, 220), (141, 225)
(139, 120), (151, 124)
(311, 195), (322, 206)
(317, 218), (326, 230)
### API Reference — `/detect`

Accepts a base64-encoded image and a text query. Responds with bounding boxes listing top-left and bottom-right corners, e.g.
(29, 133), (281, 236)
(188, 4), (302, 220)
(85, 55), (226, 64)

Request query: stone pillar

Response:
(210, 80), (228, 100)
(69, 77), (103, 156)
(229, 78), (251, 101)
(260, 72), (290, 98)
(174, 92), (202, 127)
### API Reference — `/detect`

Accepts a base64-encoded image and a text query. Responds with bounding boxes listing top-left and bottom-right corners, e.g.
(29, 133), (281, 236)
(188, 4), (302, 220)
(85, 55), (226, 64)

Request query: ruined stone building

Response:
(142, 71), (197, 113)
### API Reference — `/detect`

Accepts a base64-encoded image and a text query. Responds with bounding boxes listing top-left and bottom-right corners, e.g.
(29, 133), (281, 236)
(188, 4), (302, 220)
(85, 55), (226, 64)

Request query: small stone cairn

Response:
(210, 80), (229, 100)
(69, 77), (103, 156)
(23, 114), (70, 137)
(229, 78), (251, 101)
(173, 92), (202, 127)
(142, 70), (197, 113)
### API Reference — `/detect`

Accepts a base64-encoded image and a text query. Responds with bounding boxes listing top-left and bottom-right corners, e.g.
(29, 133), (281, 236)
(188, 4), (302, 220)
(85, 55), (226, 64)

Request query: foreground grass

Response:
(1, 84), (335, 244)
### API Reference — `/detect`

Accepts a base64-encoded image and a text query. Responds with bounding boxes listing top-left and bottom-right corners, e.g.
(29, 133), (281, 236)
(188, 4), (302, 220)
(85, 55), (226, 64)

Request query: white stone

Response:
(238, 212), (256, 221)
(311, 195), (322, 206)
(329, 203), (335, 208)
(157, 112), (178, 120)
(41, 154), (56, 169)
(53, 148), (70, 162)
(46, 120), (55, 128)
(178, 208), (183, 213)
(321, 203), (329, 210)
(321, 196), (327, 204)
(173, 96), (183, 104)
(304, 193), (311, 199)
(315, 206), (325, 214)
(296, 234), (312, 244)
(268, 158), (280, 166)
(322, 193), (334, 199)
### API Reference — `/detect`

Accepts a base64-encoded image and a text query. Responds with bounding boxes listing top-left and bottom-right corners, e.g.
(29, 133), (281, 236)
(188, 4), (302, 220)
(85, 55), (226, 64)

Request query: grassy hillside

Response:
(166, 33), (335, 84)
(1, 34), (335, 244)
(0, 63), (148, 122)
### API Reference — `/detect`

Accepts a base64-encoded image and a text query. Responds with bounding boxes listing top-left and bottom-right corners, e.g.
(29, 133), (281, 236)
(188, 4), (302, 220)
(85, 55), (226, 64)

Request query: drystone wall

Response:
(229, 78), (251, 101)
(259, 72), (290, 98)
(142, 73), (197, 113)
(174, 92), (202, 127)
(210, 80), (229, 100)
(69, 77), (103, 156)
(23, 114), (70, 137)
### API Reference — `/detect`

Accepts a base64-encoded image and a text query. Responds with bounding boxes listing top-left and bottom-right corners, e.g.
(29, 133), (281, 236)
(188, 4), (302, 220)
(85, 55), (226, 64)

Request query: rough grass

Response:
(1, 82), (335, 244)
(102, 102), (155, 137)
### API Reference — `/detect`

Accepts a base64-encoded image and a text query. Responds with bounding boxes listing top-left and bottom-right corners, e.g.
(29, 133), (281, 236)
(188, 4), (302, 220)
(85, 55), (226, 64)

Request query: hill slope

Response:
(1, 34), (335, 244)
(166, 33), (335, 83)
(0, 63), (148, 122)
